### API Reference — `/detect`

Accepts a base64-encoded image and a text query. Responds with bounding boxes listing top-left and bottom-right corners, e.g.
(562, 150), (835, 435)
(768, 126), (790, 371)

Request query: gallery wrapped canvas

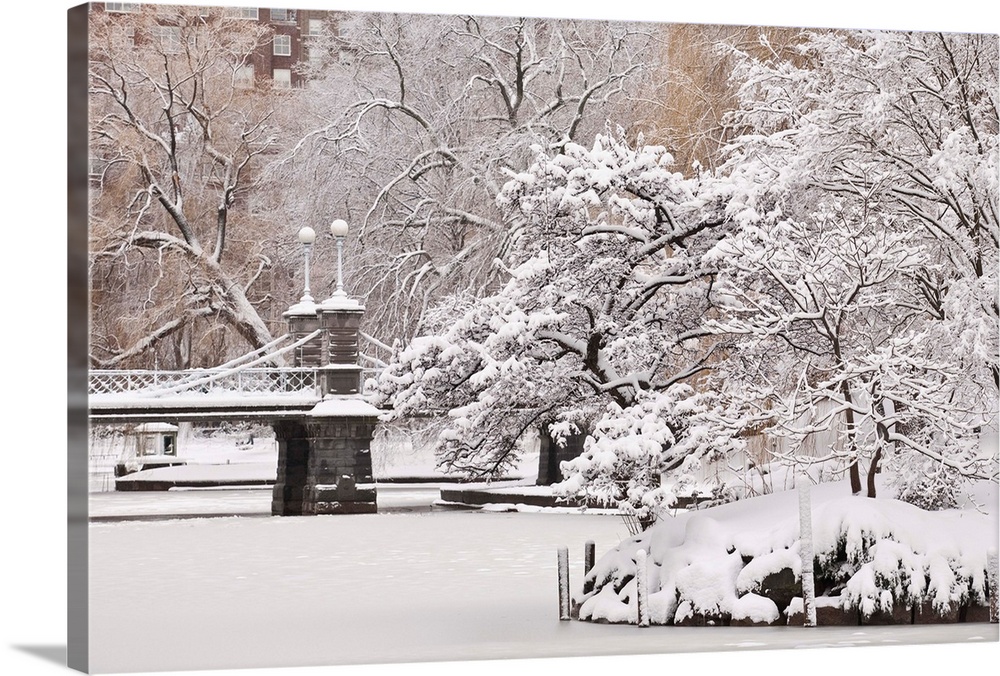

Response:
(58, 1), (999, 675)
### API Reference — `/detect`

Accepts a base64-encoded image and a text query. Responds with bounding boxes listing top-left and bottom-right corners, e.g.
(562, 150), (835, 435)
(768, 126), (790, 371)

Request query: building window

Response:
(270, 9), (295, 22)
(105, 2), (140, 12)
(273, 68), (291, 88)
(307, 45), (324, 65)
(307, 19), (324, 36)
(225, 7), (259, 20)
(89, 155), (109, 180)
(273, 34), (291, 56)
(186, 28), (204, 51)
(154, 25), (183, 55)
(235, 64), (255, 89)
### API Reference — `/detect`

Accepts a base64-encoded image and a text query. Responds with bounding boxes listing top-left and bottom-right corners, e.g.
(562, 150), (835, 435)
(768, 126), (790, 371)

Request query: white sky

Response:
(2, 1), (998, 676)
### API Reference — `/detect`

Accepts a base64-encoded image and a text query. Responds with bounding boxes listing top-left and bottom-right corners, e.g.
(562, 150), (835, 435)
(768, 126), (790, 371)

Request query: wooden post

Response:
(558, 546), (570, 621)
(798, 478), (817, 627)
(583, 540), (596, 595)
(988, 548), (998, 624)
(636, 548), (650, 627)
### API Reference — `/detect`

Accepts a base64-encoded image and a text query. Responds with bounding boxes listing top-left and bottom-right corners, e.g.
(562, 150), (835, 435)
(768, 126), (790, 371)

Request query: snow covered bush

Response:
(815, 498), (988, 617)
(575, 480), (997, 625)
(887, 455), (964, 512)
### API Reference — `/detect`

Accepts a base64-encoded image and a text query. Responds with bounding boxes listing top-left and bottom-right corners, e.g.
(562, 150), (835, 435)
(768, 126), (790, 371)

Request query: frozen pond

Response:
(89, 484), (446, 519)
(87, 490), (997, 674)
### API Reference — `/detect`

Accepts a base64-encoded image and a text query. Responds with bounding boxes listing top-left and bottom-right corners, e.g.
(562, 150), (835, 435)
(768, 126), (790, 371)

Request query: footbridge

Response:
(88, 332), (377, 425)
(88, 221), (388, 516)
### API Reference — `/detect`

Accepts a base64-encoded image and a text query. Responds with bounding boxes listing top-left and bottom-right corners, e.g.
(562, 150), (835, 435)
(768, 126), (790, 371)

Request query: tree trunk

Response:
(840, 383), (862, 494)
(867, 400), (895, 498)
(536, 425), (588, 486)
(208, 258), (284, 366)
(866, 448), (881, 498)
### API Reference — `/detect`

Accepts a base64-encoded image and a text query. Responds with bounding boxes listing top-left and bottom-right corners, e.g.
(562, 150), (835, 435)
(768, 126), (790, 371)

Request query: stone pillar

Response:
(272, 420), (312, 516)
(271, 409), (380, 516)
(273, 301), (323, 515)
(317, 299), (366, 396)
(301, 408), (379, 515)
(271, 288), (379, 516)
(283, 302), (323, 369)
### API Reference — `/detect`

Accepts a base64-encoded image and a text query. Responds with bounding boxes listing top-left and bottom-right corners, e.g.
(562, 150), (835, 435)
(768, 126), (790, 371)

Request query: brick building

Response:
(96, 3), (339, 89)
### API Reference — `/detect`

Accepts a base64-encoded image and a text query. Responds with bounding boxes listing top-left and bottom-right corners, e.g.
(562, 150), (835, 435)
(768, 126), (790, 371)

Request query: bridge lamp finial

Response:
(330, 219), (349, 298)
(297, 226), (316, 304)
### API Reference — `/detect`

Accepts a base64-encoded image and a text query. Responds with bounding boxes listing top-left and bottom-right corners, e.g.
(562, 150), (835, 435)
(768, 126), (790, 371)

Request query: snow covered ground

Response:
(78, 425), (1000, 675)
(87, 500), (997, 674)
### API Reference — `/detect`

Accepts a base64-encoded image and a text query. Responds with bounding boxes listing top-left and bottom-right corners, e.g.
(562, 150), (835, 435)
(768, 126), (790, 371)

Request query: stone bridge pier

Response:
(272, 222), (379, 516)
(271, 414), (377, 516)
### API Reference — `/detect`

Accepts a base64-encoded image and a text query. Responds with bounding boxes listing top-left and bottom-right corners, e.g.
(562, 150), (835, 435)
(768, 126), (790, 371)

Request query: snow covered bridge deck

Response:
(88, 367), (383, 423)
(88, 367), (324, 423)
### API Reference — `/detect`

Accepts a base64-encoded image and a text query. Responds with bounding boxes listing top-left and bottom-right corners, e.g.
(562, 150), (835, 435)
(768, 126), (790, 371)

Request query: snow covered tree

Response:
(375, 27), (998, 513)
(371, 131), (744, 516)
(704, 29), (999, 498)
(641, 24), (809, 172)
(88, 5), (296, 368)
(706, 203), (996, 497)
(265, 13), (660, 349)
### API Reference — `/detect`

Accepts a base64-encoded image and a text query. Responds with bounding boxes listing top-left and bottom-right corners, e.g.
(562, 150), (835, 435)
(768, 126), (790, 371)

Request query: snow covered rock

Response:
(730, 593), (781, 626)
(786, 596), (859, 626)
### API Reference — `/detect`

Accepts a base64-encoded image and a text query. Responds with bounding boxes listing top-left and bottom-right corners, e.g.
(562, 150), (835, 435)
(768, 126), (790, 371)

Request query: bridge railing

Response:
(89, 368), (319, 396)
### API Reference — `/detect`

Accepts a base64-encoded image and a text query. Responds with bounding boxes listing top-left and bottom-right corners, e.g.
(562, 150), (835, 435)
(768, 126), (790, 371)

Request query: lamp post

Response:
(330, 218), (349, 298)
(297, 226), (316, 304)
(276, 215), (378, 518)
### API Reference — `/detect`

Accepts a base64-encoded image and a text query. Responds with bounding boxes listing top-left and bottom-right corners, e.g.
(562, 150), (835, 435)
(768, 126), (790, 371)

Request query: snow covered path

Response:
(87, 508), (997, 674)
